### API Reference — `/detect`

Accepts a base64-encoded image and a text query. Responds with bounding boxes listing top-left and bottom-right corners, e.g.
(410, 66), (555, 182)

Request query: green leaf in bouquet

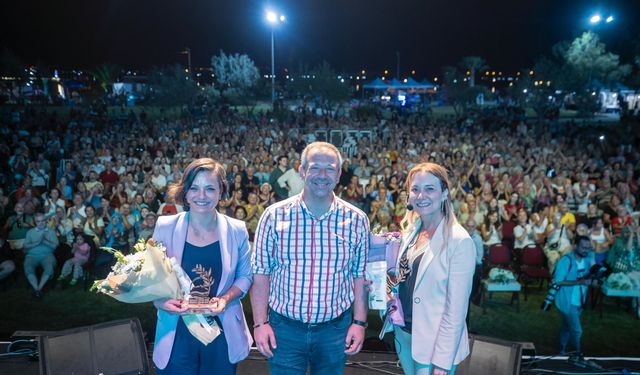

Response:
(90, 279), (105, 292)
(100, 247), (126, 264)
(134, 259), (145, 273)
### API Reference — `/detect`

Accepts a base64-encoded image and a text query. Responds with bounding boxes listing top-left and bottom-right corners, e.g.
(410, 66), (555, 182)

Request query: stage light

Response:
(605, 15), (614, 23)
(590, 14), (601, 24)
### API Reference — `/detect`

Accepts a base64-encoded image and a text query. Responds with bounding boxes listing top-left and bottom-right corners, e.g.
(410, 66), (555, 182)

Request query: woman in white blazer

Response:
(389, 163), (475, 375)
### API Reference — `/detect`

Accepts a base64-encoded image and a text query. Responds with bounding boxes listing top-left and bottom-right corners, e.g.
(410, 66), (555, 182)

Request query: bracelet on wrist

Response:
(253, 321), (270, 329)
(352, 319), (368, 328)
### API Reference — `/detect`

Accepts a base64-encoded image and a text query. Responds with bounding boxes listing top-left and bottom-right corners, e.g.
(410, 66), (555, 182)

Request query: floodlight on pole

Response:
(266, 10), (285, 106)
(266, 11), (278, 24)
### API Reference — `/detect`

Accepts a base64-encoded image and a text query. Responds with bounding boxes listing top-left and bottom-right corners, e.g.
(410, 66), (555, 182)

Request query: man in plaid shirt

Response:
(250, 141), (370, 375)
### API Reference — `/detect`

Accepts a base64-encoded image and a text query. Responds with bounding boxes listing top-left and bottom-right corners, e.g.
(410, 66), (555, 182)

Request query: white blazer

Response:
(396, 218), (476, 370)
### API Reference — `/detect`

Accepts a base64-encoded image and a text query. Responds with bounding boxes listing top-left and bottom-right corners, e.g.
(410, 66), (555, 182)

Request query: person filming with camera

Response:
(552, 234), (596, 363)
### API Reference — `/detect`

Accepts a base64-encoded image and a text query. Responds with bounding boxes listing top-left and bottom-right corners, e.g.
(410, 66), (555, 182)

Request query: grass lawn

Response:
(1, 278), (638, 357)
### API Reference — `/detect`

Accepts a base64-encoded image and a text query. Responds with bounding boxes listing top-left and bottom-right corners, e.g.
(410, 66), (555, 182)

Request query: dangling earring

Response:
(441, 199), (446, 213)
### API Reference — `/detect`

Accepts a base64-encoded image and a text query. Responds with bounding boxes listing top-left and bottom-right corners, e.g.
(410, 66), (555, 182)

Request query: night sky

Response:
(2, 0), (639, 77)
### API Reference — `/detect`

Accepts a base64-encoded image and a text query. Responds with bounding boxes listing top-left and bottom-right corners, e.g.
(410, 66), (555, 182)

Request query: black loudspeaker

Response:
(455, 335), (522, 375)
(38, 318), (149, 375)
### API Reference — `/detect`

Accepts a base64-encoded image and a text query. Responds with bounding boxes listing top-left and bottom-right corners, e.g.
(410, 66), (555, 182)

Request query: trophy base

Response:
(182, 302), (219, 315)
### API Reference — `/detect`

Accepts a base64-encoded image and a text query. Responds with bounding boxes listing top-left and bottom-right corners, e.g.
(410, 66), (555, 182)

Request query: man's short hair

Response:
(300, 142), (343, 170)
(574, 234), (590, 245)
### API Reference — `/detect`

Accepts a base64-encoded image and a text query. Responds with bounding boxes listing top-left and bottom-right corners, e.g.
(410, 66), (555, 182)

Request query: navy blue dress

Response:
(158, 241), (236, 375)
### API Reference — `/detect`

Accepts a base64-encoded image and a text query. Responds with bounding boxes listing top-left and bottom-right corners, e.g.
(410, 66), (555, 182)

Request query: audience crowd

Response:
(0, 103), (639, 298)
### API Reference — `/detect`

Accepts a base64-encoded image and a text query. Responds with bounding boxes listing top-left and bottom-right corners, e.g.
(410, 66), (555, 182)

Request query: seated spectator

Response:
(42, 188), (66, 219)
(67, 193), (87, 233)
(607, 221), (640, 273)
(104, 212), (129, 251)
(23, 212), (59, 298)
(342, 175), (364, 209)
(258, 182), (276, 208)
(27, 161), (48, 191)
(544, 211), (573, 274)
(514, 208), (536, 268)
(530, 212), (548, 245)
(243, 193), (264, 240)
(150, 165), (167, 193)
(503, 191), (524, 220)
(17, 188), (40, 215)
(3, 203), (34, 250)
(97, 197), (114, 227)
(371, 209), (392, 234)
(481, 210), (503, 247)
(49, 206), (74, 246)
(0, 237), (16, 282)
(234, 206), (248, 223)
(229, 173), (248, 201)
(611, 205), (632, 237)
(558, 202), (576, 233)
(157, 195), (184, 216)
(84, 171), (101, 193)
(99, 161), (119, 188)
(244, 164), (260, 194)
(590, 217), (613, 265)
(393, 190), (408, 225)
(142, 187), (161, 213)
(83, 205), (104, 245)
(459, 195), (485, 226)
(86, 182), (105, 210)
(57, 233), (92, 286)
(110, 182), (129, 209)
(254, 163), (270, 186)
(136, 212), (157, 241)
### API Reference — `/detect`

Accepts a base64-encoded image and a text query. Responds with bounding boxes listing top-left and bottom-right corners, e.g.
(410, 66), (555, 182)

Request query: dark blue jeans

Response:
(268, 309), (352, 375)
(157, 318), (236, 375)
(559, 305), (583, 354)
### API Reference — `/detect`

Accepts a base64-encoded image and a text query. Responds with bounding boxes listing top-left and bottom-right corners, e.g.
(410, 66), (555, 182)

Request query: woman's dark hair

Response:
(234, 206), (248, 217)
(167, 158), (227, 210)
(484, 209), (501, 229)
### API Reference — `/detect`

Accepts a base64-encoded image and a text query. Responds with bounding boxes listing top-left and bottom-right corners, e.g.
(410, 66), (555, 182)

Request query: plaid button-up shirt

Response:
(253, 194), (369, 323)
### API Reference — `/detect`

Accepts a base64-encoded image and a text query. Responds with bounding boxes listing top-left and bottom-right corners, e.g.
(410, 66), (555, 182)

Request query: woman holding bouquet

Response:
(389, 163), (475, 375)
(152, 158), (253, 374)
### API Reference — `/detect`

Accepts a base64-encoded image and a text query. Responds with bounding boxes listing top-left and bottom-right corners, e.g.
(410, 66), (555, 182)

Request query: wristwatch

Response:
(352, 319), (368, 328)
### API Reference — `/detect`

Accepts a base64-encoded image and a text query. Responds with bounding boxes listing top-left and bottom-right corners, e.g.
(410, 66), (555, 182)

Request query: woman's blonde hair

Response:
(400, 163), (459, 252)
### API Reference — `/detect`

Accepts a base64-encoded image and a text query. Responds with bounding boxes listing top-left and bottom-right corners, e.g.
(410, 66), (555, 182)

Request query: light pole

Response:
(180, 47), (191, 78)
(266, 10), (285, 106)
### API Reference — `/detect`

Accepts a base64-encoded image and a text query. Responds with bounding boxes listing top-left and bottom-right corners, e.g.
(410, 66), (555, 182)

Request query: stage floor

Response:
(1, 347), (638, 374)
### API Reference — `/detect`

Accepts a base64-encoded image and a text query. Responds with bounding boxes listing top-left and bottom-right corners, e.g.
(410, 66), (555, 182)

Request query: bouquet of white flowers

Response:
(488, 268), (516, 284)
(604, 272), (634, 290)
(92, 239), (181, 303)
(92, 238), (221, 345)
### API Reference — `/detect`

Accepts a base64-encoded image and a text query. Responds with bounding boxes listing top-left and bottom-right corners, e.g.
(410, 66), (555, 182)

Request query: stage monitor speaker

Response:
(455, 334), (522, 375)
(38, 318), (149, 375)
